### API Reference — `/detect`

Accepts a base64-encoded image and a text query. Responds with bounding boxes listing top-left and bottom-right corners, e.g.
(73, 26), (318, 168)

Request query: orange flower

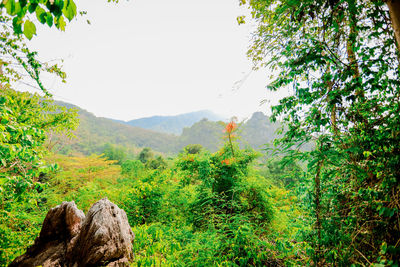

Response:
(224, 121), (237, 134)
(221, 158), (231, 165)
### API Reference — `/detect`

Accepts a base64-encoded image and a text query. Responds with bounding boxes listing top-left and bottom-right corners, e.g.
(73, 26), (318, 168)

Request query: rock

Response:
(68, 198), (135, 266)
(9, 198), (134, 267)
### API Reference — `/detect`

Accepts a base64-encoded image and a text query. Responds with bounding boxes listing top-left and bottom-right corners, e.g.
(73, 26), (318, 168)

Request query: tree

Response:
(102, 143), (127, 164)
(387, 0), (400, 49)
(0, 14), (66, 95)
(0, 0), (79, 95)
(0, 87), (77, 204)
(138, 147), (153, 164)
(147, 156), (167, 170)
(183, 144), (203, 155)
(241, 0), (400, 264)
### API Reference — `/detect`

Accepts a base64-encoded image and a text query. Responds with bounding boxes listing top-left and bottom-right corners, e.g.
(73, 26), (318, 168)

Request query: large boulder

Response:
(68, 198), (135, 266)
(10, 198), (134, 267)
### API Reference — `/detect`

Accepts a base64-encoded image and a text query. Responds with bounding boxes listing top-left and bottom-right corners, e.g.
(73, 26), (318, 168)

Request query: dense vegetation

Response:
(1, 0), (399, 266)
(1, 115), (306, 266)
(241, 0), (400, 264)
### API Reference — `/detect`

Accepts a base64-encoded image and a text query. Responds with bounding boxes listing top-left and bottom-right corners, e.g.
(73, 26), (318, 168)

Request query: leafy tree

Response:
(242, 0), (400, 264)
(177, 123), (271, 228)
(0, 88), (77, 194)
(182, 144), (203, 154)
(147, 156), (167, 170)
(0, 15), (66, 95)
(0, 89), (77, 264)
(102, 143), (127, 164)
(261, 158), (303, 188)
(138, 147), (153, 164)
(121, 159), (144, 177)
(124, 180), (164, 225)
(0, 0), (79, 94)
(174, 122), (281, 265)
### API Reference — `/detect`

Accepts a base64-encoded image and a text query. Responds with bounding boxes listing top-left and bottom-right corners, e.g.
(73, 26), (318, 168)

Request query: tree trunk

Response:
(387, 0), (400, 50)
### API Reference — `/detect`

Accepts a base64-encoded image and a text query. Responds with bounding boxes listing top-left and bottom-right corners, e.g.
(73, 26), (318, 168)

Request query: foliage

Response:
(146, 156), (167, 170)
(0, 88), (77, 266)
(121, 159), (144, 177)
(260, 158), (304, 189)
(123, 179), (165, 225)
(6, 0), (399, 264)
(0, 0), (78, 38)
(1, 118), (308, 266)
(0, 88), (77, 196)
(177, 142), (273, 229)
(138, 147), (153, 164)
(242, 0), (400, 264)
(182, 144), (203, 154)
(0, 0), (78, 95)
(102, 143), (127, 164)
(0, 15), (66, 94)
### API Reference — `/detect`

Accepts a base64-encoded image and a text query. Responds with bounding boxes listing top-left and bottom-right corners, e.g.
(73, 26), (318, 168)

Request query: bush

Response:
(121, 160), (145, 177)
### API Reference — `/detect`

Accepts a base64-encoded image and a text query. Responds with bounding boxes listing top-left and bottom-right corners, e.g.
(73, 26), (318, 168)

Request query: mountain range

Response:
(54, 101), (282, 156)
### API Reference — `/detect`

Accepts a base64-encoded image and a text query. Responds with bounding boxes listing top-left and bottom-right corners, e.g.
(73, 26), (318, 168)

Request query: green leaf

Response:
(46, 0), (63, 17)
(28, 2), (38, 13)
(13, 1), (21, 16)
(63, 0), (77, 21)
(55, 0), (64, 12)
(46, 13), (53, 27)
(0, 177), (7, 185)
(55, 16), (66, 31)
(35, 6), (47, 24)
(5, 0), (16, 15)
(23, 20), (36, 40)
(19, 0), (28, 8)
(12, 17), (23, 34)
(380, 242), (388, 254)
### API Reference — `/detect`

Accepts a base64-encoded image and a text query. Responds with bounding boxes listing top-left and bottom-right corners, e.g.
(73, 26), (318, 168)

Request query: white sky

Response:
(22, 0), (287, 121)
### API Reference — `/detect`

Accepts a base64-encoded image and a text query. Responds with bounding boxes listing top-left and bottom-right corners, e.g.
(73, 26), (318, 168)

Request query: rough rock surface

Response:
(68, 198), (135, 266)
(9, 198), (134, 267)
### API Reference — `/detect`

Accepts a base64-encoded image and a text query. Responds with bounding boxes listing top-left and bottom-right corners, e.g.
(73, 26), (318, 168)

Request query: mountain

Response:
(177, 112), (281, 152)
(121, 110), (225, 135)
(178, 118), (225, 152)
(53, 101), (179, 155)
(241, 112), (281, 149)
(54, 102), (282, 156)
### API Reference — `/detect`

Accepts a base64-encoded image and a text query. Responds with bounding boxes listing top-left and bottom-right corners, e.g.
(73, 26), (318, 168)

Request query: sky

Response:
(21, 0), (287, 121)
